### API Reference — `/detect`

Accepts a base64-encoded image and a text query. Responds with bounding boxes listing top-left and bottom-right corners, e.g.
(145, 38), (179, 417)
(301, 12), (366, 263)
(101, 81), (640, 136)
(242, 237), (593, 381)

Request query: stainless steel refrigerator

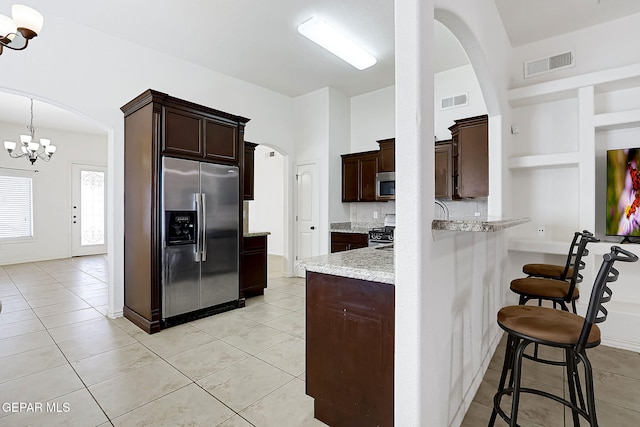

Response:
(161, 157), (239, 319)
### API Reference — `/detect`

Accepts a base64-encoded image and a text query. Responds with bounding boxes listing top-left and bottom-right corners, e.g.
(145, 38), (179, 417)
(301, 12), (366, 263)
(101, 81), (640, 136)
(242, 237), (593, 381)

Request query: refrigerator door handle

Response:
(201, 192), (208, 261)
(195, 193), (201, 262)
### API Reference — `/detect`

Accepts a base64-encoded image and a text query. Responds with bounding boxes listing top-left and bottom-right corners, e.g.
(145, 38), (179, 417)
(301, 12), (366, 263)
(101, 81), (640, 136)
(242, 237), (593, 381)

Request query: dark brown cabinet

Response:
(243, 142), (257, 200)
(377, 138), (395, 172)
(435, 140), (452, 199)
(121, 89), (249, 334)
(330, 232), (368, 253)
(162, 103), (241, 165)
(341, 151), (378, 202)
(306, 271), (394, 427)
(449, 114), (488, 199)
(240, 235), (267, 299)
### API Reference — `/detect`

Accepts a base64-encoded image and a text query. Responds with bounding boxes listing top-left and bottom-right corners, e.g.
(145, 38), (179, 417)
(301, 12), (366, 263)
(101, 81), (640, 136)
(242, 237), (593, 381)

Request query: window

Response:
(0, 171), (34, 241)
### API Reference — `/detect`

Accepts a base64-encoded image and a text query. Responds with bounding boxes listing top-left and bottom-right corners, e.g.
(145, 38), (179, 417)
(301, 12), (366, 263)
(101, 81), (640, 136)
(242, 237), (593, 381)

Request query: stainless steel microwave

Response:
(376, 172), (395, 200)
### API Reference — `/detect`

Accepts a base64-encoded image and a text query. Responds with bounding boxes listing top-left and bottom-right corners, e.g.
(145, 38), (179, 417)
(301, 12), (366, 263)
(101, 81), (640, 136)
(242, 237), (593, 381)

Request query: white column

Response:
(578, 86), (595, 232)
(394, 0), (438, 426)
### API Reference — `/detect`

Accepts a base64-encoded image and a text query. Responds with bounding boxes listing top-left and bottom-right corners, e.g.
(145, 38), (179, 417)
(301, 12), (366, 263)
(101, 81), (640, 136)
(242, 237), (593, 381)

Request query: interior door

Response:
(71, 164), (108, 256)
(295, 162), (319, 277)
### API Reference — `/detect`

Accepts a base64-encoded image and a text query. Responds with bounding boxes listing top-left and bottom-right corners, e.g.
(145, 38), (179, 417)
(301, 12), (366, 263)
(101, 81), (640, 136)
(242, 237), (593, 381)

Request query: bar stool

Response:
(522, 231), (593, 281)
(510, 231), (599, 313)
(488, 245), (638, 427)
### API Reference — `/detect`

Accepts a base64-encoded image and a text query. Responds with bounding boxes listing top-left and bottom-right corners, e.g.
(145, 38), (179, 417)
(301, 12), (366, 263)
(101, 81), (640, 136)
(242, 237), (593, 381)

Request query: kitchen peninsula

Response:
(297, 216), (528, 427)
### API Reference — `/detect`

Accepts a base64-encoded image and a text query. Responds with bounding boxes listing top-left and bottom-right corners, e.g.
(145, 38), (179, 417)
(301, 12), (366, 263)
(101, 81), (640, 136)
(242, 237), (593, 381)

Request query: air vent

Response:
(440, 93), (468, 110)
(524, 51), (574, 78)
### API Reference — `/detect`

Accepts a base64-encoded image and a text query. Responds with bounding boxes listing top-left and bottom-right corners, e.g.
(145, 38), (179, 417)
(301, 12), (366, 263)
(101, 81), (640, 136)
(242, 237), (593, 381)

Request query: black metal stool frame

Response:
(489, 245), (638, 427)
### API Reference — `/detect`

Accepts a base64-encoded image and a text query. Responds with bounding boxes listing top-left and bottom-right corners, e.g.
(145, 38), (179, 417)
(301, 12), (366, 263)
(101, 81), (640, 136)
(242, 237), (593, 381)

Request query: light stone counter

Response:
(243, 231), (271, 237)
(329, 222), (376, 235)
(296, 245), (394, 285)
(432, 216), (530, 233)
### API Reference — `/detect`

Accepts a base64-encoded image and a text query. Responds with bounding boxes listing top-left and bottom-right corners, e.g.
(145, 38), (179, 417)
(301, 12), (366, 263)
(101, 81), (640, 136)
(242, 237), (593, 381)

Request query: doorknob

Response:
(310, 226), (315, 230)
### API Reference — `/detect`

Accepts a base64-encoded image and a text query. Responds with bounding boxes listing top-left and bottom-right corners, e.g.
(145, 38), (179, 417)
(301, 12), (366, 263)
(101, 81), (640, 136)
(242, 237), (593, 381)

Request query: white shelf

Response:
(508, 152), (579, 170)
(593, 109), (640, 130)
(508, 238), (569, 255)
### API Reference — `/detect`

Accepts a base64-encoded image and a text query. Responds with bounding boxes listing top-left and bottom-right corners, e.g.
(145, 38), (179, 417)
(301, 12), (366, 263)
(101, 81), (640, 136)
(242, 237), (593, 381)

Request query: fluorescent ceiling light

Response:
(297, 17), (377, 70)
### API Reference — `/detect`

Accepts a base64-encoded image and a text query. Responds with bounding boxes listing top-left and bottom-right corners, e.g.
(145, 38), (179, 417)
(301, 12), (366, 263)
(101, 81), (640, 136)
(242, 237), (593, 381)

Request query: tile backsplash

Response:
(349, 198), (487, 223)
(350, 201), (395, 225)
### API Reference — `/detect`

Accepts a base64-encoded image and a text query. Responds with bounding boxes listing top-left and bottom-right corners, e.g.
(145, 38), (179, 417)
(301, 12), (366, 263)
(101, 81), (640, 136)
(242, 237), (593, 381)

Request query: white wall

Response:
(0, 123), (107, 265)
(248, 145), (284, 256)
(351, 86), (396, 152)
(328, 88), (351, 224)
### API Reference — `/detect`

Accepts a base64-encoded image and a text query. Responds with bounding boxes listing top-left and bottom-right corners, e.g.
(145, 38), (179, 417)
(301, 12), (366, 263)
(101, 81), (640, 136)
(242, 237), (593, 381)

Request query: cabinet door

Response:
(244, 142), (257, 200)
(240, 235), (267, 297)
(377, 138), (395, 172)
(342, 157), (359, 202)
(331, 232), (368, 253)
(458, 124), (488, 198)
(163, 107), (202, 157)
(204, 119), (238, 163)
(359, 154), (378, 201)
(435, 142), (452, 199)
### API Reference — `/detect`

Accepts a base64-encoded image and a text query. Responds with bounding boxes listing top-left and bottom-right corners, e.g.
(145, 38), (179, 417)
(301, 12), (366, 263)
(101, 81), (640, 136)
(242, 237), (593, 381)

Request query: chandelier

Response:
(0, 4), (43, 55)
(3, 98), (57, 165)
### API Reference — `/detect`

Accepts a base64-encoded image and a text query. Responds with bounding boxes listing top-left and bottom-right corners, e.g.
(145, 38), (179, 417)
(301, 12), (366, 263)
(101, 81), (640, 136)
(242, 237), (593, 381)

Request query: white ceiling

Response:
(2, 0), (640, 134)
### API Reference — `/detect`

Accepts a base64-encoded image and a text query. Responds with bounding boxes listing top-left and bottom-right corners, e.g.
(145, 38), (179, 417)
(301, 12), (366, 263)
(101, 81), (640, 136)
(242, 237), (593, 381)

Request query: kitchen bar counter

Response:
(243, 231), (271, 237)
(432, 216), (530, 232)
(329, 222), (374, 234)
(297, 245), (394, 285)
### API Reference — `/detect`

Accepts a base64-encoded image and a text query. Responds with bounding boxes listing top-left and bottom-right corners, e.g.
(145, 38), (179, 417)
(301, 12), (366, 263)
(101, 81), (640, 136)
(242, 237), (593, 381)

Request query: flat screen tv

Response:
(606, 148), (640, 242)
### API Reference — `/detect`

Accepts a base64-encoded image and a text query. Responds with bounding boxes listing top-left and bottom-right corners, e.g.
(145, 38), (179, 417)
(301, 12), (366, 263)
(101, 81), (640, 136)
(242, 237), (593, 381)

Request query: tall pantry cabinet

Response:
(121, 89), (250, 333)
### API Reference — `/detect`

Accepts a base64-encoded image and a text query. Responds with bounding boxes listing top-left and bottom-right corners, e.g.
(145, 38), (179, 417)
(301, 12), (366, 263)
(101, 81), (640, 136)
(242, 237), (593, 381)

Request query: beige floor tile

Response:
(56, 325), (139, 362)
(94, 305), (109, 315)
(20, 285), (69, 300)
(1, 388), (109, 427)
(461, 401), (543, 427)
(70, 287), (108, 299)
(65, 282), (108, 293)
(73, 343), (160, 385)
(264, 310), (305, 338)
(267, 295), (305, 312)
(255, 336), (305, 376)
(217, 414), (254, 427)
(1, 299), (32, 313)
(13, 277), (59, 287)
(28, 294), (86, 309)
(563, 398), (640, 426)
(0, 330), (55, 359)
(0, 308), (38, 326)
(111, 383), (234, 427)
(89, 359), (191, 419)
(0, 286), (19, 297)
(0, 365), (85, 418)
(267, 283), (305, 296)
(192, 310), (259, 339)
(48, 317), (121, 343)
(234, 303), (292, 324)
(592, 369), (640, 412)
(587, 345), (640, 379)
(221, 324), (292, 354)
(39, 307), (104, 329)
(167, 339), (248, 381)
(0, 318), (45, 340)
(82, 295), (109, 307)
(140, 324), (217, 358)
(32, 300), (92, 317)
(198, 356), (294, 412)
(239, 378), (327, 427)
(0, 344), (68, 384)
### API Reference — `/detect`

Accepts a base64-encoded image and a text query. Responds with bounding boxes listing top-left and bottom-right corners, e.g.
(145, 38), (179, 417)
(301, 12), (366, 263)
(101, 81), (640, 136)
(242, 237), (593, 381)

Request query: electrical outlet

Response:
(537, 225), (546, 237)
(373, 211), (379, 219)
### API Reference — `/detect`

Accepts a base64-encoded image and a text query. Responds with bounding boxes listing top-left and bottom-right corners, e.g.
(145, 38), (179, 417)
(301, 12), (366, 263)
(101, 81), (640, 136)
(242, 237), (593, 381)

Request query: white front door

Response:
(71, 164), (108, 256)
(295, 162), (319, 277)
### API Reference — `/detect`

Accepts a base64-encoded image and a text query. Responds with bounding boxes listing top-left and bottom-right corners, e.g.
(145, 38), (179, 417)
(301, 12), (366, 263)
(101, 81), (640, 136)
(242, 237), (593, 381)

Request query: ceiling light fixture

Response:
(0, 4), (44, 55)
(4, 98), (57, 165)
(297, 17), (377, 70)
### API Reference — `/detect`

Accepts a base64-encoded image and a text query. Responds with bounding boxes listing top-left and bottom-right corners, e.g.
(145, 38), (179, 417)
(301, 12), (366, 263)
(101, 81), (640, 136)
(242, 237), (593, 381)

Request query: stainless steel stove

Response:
(368, 214), (395, 246)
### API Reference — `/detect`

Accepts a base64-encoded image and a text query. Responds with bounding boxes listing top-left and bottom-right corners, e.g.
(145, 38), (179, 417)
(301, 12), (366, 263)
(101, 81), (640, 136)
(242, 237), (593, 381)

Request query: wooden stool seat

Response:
(522, 263), (573, 280)
(510, 277), (580, 301)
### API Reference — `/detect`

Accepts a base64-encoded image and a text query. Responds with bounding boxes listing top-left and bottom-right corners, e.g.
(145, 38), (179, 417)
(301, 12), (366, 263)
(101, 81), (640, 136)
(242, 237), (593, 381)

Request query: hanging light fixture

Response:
(4, 98), (57, 165)
(0, 4), (44, 55)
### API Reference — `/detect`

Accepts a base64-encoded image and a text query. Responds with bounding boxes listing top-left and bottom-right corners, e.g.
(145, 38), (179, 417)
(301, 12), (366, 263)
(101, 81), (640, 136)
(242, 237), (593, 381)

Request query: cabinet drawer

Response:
(244, 235), (267, 251)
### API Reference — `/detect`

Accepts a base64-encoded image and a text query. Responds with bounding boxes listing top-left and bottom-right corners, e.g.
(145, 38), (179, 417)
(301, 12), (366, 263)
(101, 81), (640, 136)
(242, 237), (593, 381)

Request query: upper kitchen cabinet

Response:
(377, 138), (395, 172)
(449, 114), (488, 199)
(162, 96), (248, 165)
(435, 140), (452, 199)
(243, 142), (257, 200)
(342, 151), (379, 202)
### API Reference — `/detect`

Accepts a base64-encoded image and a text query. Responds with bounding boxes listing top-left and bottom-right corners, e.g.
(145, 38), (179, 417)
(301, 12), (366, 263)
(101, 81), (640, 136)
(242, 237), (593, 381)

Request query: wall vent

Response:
(524, 51), (574, 78)
(265, 151), (275, 158)
(440, 93), (468, 110)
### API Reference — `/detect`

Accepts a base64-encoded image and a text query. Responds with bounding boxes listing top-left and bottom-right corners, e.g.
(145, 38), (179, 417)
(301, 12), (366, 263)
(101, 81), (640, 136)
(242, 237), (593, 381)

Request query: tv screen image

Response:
(606, 148), (640, 238)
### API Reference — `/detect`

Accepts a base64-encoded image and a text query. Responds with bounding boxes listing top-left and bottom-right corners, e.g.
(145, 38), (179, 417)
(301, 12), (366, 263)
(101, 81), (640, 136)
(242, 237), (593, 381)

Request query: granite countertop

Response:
(329, 222), (378, 234)
(431, 216), (530, 232)
(296, 244), (394, 285)
(244, 231), (271, 237)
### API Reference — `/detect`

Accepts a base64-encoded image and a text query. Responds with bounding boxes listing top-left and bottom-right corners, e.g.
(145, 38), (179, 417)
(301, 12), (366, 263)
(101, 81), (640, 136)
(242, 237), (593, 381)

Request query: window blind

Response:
(0, 173), (34, 240)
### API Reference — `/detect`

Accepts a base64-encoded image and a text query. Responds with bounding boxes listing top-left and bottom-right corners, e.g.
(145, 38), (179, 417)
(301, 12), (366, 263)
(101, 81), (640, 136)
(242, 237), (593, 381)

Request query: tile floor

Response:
(0, 255), (327, 426)
(2, 255), (640, 426)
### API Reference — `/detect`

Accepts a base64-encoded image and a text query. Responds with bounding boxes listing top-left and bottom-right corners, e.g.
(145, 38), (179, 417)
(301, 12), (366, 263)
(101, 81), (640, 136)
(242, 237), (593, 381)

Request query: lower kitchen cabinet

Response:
(306, 271), (394, 427)
(330, 232), (368, 253)
(240, 235), (267, 298)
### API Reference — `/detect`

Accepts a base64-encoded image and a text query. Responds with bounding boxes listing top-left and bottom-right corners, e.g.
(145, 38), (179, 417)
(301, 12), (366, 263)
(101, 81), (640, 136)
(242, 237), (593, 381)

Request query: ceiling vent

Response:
(524, 51), (574, 78)
(440, 93), (468, 110)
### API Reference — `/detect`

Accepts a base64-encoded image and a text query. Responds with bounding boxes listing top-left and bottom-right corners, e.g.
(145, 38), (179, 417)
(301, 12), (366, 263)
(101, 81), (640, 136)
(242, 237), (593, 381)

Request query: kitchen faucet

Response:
(435, 200), (449, 220)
